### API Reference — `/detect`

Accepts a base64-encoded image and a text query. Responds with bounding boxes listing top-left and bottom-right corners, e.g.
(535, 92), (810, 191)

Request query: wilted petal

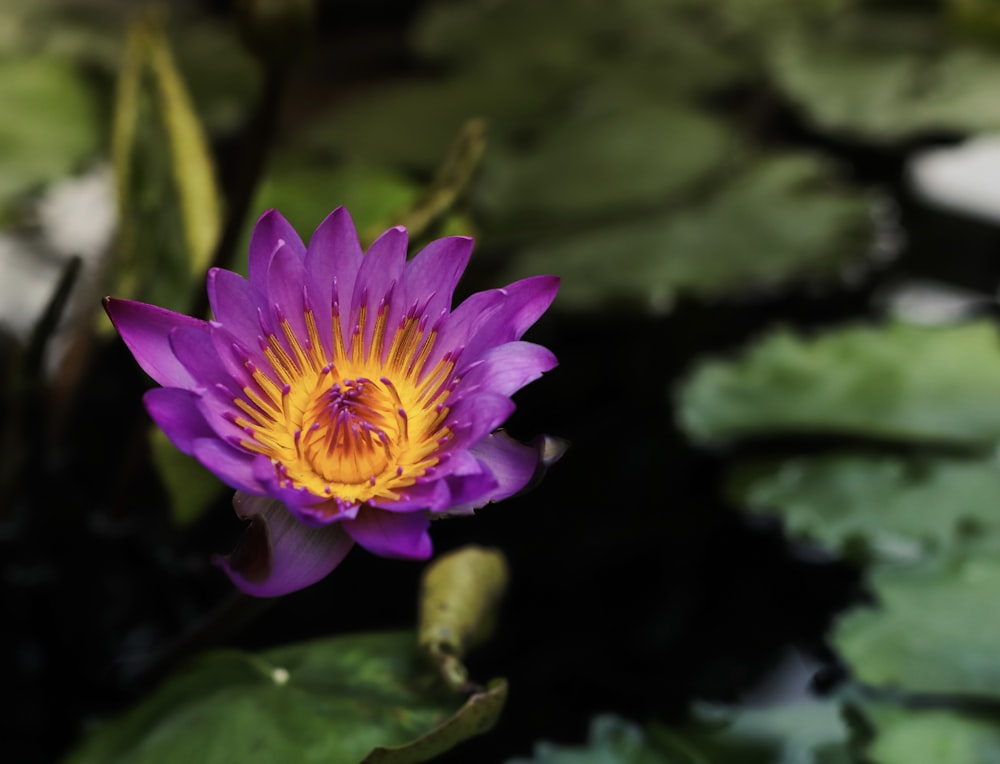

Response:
(217, 492), (355, 597)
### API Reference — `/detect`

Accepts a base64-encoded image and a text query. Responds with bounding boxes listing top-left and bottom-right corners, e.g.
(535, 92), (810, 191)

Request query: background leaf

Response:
(767, 11), (1000, 141)
(498, 154), (868, 313)
(678, 320), (1000, 446)
(732, 452), (1000, 562)
(860, 704), (1000, 764)
(834, 553), (1000, 696)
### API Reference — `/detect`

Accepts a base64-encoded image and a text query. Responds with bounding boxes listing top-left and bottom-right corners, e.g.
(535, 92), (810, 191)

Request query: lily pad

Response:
(861, 704), (1000, 764)
(768, 11), (1000, 141)
(499, 153), (867, 313)
(476, 98), (735, 229)
(65, 631), (505, 764)
(678, 319), (1000, 446)
(414, 0), (745, 96)
(506, 715), (678, 764)
(507, 703), (852, 764)
(834, 554), (1000, 696)
(733, 453), (1000, 562)
(654, 701), (853, 764)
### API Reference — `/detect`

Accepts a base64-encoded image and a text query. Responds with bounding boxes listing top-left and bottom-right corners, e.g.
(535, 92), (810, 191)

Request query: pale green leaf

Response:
(476, 99), (735, 229)
(500, 154), (867, 313)
(653, 701), (853, 764)
(768, 12), (1000, 141)
(733, 453), (1000, 562)
(862, 705), (1000, 764)
(506, 715), (678, 764)
(678, 320), (1000, 446)
(834, 554), (1000, 696)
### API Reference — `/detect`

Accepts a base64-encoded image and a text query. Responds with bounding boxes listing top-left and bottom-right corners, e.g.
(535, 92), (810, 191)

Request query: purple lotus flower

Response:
(105, 208), (558, 596)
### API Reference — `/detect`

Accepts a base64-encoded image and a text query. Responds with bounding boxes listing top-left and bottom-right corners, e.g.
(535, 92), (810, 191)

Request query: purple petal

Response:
(445, 392), (517, 451)
(104, 298), (208, 388)
(168, 326), (241, 393)
(425, 275), (557, 373)
(265, 241), (311, 354)
(248, 210), (306, 288)
(217, 492), (354, 597)
(341, 506), (433, 559)
(206, 268), (267, 355)
(143, 388), (215, 454)
(458, 341), (558, 396)
(470, 431), (541, 503)
(351, 226), (407, 356)
(191, 438), (265, 495)
(462, 275), (559, 361)
(435, 432), (545, 517)
(305, 207), (364, 339)
(402, 236), (474, 320)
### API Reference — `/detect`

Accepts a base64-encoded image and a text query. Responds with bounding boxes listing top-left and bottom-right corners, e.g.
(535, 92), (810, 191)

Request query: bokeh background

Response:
(7, 0), (1000, 762)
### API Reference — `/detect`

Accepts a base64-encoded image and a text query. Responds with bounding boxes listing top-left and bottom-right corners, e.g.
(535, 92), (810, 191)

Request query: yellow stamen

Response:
(234, 301), (455, 514)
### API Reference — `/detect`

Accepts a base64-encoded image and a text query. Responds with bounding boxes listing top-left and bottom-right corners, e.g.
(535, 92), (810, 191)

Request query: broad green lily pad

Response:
(500, 153), (867, 313)
(834, 554), (1000, 696)
(65, 631), (505, 764)
(678, 320), (1000, 446)
(768, 11), (1000, 141)
(733, 453), (1000, 562)
(861, 704), (1000, 764)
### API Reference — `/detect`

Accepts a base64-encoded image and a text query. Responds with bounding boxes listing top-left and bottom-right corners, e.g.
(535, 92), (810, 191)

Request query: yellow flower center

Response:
(232, 303), (455, 508)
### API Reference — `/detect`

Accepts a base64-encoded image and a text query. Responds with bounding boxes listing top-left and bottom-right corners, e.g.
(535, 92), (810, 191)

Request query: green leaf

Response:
(147, 24), (221, 280)
(834, 554), (1000, 696)
(476, 98), (735, 229)
(861, 704), (1000, 764)
(653, 701), (853, 764)
(507, 704), (852, 764)
(678, 319), (1000, 446)
(65, 631), (506, 764)
(414, 0), (745, 96)
(768, 11), (1000, 141)
(499, 153), (867, 313)
(110, 17), (221, 315)
(732, 453), (1000, 562)
(0, 56), (100, 215)
(506, 715), (679, 764)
